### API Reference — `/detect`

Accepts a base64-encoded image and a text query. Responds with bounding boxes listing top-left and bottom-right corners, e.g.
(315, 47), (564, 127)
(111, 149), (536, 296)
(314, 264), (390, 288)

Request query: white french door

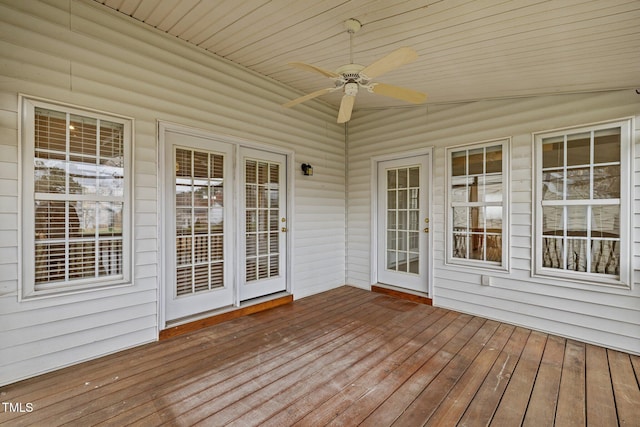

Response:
(162, 127), (290, 323)
(164, 130), (235, 321)
(239, 147), (288, 301)
(377, 155), (430, 293)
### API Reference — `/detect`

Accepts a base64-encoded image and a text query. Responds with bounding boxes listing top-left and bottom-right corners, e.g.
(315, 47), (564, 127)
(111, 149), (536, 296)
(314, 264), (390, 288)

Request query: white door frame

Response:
(158, 121), (294, 329)
(370, 147), (434, 296)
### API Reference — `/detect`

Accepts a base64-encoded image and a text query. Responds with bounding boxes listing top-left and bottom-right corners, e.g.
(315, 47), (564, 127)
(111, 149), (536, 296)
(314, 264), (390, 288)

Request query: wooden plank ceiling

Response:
(94, 0), (640, 110)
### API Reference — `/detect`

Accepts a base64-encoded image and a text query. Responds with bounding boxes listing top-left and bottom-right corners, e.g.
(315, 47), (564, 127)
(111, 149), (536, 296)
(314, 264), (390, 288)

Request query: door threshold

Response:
(160, 292), (293, 340)
(372, 284), (432, 305)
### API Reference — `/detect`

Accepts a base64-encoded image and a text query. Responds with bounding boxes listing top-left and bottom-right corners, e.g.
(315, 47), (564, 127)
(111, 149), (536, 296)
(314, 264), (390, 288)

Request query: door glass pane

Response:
(385, 166), (420, 276)
(246, 159), (280, 282)
(398, 189), (408, 209)
(409, 167), (419, 187)
(409, 232), (419, 252)
(397, 210), (407, 230)
(397, 251), (408, 272)
(175, 149), (225, 296)
(387, 190), (396, 209)
(397, 231), (407, 251)
(409, 211), (419, 231)
(387, 169), (397, 188)
(398, 169), (407, 188)
(387, 210), (396, 230)
(387, 251), (396, 270)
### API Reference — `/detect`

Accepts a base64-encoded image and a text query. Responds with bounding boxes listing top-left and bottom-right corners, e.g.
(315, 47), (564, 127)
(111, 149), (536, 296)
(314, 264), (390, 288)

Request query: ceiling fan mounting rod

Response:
(345, 18), (361, 65)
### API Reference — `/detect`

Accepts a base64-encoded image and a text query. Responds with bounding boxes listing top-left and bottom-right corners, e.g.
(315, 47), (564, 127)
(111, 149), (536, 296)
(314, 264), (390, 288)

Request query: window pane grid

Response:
(386, 166), (420, 275)
(175, 149), (225, 296)
(246, 160), (280, 282)
(450, 144), (504, 264)
(540, 126), (621, 277)
(33, 108), (125, 290)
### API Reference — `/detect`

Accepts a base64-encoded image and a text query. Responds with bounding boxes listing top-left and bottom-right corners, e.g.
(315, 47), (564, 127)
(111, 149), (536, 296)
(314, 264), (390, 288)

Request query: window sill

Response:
(20, 280), (133, 301)
(532, 269), (631, 290)
(445, 258), (509, 274)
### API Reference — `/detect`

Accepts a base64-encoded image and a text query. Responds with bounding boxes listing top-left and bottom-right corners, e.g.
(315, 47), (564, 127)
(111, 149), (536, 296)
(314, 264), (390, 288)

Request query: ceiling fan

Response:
(282, 18), (427, 123)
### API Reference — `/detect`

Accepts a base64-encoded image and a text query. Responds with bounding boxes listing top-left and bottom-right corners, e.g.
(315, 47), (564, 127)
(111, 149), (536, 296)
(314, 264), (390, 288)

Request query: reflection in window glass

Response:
(539, 125), (623, 277)
(32, 107), (127, 289)
(449, 142), (506, 265)
(175, 149), (226, 296)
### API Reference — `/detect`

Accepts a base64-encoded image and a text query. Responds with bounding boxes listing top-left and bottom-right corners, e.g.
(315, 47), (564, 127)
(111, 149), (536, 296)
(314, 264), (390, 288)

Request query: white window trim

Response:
(532, 118), (632, 289)
(19, 96), (134, 299)
(445, 138), (510, 271)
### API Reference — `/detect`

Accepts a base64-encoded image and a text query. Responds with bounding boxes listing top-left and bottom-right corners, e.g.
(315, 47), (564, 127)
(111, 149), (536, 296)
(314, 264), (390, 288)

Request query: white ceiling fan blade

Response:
(361, 47), (418, 80)
(337, 94), (356, 123)
(282, 88), (335, 108)
(370, 83), (427, 104)
(288, 62), (341, 78)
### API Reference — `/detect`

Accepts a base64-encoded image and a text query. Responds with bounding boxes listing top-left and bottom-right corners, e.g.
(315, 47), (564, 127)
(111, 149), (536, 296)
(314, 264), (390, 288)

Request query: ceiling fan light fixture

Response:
(344, 82), (358, 96)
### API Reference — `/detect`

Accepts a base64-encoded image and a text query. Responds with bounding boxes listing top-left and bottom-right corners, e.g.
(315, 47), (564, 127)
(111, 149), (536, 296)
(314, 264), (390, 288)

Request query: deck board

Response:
(555, 340), (587, 427)
(0, 286), (635, 427)
(522, 334), (565, 427)
(585, 344), (618, 426)
(608, 349), (640, 425)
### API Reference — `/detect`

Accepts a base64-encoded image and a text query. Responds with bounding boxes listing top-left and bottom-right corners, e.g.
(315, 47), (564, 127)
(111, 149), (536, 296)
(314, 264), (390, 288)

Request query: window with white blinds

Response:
(21, 98), (131, 297)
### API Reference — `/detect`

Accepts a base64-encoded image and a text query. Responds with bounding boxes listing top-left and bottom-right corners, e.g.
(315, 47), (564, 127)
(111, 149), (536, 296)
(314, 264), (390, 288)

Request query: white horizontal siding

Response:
(0, 0), (345, 385)
(347, 90), (640, 354)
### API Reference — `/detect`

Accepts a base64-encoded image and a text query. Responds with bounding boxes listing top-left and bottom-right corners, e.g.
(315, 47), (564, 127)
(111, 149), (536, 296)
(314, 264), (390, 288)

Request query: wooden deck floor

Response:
(1, 286), (639, 426)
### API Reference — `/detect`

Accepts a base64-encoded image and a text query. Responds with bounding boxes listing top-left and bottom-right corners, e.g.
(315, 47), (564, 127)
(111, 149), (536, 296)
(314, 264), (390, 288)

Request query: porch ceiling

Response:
(95, 0), (640, 110)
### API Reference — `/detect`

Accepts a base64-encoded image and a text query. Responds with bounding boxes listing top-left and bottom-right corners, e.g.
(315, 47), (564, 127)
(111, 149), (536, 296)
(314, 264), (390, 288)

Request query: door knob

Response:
(424, 227), (429, 233)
